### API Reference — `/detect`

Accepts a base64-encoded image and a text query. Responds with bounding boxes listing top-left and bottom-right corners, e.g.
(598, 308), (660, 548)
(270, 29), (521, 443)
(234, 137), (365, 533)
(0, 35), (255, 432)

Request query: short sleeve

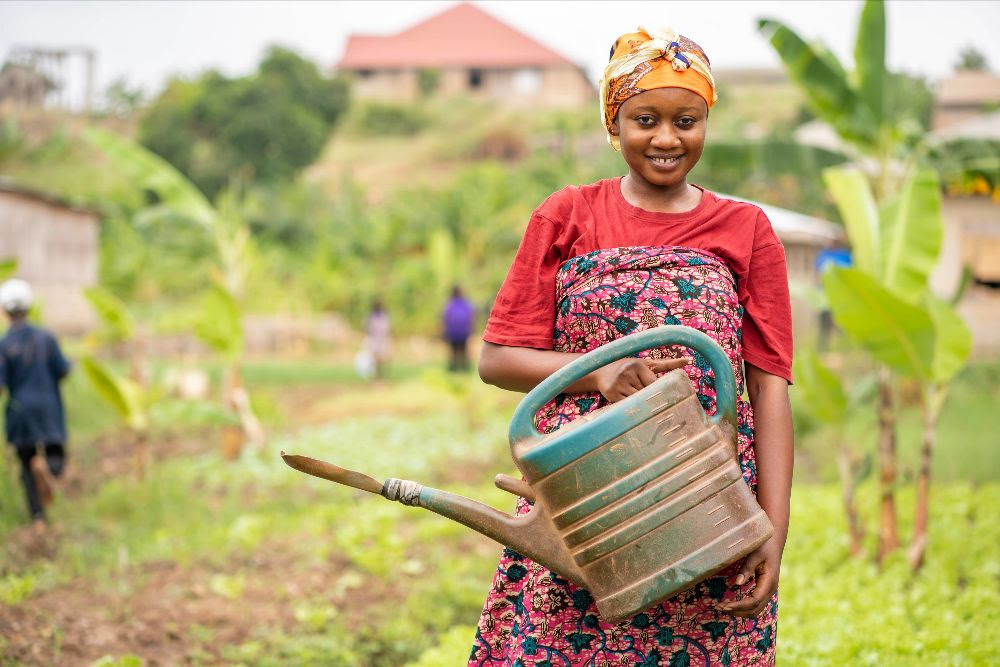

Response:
(740, 215), (794, 382)
(46, 332), (71, 379)
(484, 210), (571, 349)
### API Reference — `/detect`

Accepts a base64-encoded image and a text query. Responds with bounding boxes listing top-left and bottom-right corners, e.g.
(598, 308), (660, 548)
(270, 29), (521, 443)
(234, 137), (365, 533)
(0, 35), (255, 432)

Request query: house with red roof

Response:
(336, 2), (594, 107)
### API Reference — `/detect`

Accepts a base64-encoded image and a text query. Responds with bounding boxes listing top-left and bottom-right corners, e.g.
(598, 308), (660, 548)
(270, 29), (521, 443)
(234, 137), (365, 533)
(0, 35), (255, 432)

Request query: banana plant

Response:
(820, 167), (971, 568)
(761, 0), (972, 567)
(80, 356), (153, 480)
(85, 128), (265, 458)
(83, 286), (149, 386)
(194, 281), (264, 458)
(792, 347), (871, 556)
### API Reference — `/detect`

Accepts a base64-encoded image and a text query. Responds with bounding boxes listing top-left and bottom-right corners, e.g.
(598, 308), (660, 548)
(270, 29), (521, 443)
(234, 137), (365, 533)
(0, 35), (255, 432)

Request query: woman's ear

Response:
(610, 120), (619, 137)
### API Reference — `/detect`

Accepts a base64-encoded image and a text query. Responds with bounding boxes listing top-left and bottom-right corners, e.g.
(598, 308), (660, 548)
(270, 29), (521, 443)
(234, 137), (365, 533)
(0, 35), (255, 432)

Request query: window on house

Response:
(514, 68), (542, 94)
(468, 69), (483, 89)
(357, 69), (374, 79)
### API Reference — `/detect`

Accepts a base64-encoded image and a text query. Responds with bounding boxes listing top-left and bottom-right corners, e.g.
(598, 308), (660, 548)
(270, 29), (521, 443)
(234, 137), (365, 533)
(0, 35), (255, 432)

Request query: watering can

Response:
(282, 325), (772, 623)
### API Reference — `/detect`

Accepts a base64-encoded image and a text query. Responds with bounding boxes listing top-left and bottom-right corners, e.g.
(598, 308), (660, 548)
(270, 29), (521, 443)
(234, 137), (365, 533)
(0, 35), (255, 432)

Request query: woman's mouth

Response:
(648, 154), (683, 167)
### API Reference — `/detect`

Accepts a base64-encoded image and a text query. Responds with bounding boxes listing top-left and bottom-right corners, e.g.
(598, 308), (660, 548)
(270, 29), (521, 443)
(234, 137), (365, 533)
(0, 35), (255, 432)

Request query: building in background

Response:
(336, 2), (594, 108)
(0, 180), (99, 334)
(932, 69), (1000, 131)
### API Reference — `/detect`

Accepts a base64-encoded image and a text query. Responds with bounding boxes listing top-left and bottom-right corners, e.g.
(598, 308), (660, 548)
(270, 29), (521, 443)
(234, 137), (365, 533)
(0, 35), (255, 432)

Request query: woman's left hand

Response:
(716, 536), (783, 618)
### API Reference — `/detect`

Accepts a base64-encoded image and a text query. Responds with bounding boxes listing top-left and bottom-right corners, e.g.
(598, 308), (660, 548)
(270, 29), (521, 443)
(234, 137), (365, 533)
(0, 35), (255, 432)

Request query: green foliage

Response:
(0, 258), (16, 281)
(955, 46), (989, 72)
(693, 140), (847, 219)
(417, 68), (442, 98)
(760, 2), (933, 157)
(85, 126), (214, 227)
(91, 655), (144, 667)
(138, 46), (349, 197)
(823, 267), (936, 379)
(822, 168), (881, 274)
(757, 17), (875, 147)
(346, 101), (431, 136)
(194, 284), (243, 360)
(79, 357), (148, 430)
(878, 168), (943, 297)
(83, 286), (135, 344)
(791, 347), (847, 424)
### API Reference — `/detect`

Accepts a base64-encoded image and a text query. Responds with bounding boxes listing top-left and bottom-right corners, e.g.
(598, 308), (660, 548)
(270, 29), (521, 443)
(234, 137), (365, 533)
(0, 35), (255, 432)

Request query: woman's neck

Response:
(620, 175), (701, 213)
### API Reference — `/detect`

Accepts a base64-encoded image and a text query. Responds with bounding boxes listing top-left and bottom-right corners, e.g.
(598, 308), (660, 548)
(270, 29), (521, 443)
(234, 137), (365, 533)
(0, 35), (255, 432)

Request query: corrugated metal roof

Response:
(718, 192), (843, 245)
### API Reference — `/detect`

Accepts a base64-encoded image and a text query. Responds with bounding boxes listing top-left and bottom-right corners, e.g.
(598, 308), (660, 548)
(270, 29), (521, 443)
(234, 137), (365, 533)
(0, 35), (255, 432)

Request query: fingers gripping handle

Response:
(507, 325), (738, 445)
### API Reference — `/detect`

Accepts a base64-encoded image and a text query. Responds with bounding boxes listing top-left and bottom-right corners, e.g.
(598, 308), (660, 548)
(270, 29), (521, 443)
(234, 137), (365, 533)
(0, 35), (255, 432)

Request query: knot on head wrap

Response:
(600, 26), (717, 150)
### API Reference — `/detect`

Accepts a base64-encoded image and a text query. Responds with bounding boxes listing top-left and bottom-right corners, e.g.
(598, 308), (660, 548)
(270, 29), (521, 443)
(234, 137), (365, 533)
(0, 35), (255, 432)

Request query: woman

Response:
(468, 27), (793, 666)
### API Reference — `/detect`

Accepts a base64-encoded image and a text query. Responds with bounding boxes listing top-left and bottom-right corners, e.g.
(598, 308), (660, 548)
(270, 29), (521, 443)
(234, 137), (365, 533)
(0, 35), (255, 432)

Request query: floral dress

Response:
(469, 246), (777, 667)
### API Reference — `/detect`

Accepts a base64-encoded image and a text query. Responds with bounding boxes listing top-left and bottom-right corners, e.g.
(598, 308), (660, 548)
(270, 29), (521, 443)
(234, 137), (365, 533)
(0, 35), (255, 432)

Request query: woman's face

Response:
(615, 88), (708, 192)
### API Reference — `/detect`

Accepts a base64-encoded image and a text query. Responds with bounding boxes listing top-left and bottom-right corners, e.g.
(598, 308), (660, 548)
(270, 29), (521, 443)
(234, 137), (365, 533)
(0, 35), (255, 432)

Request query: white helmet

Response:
(0, 279), (33, 314)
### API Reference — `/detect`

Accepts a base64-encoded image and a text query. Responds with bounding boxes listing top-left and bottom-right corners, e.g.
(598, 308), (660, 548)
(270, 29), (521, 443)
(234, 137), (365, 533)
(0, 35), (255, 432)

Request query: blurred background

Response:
(0, 1), (997, 665)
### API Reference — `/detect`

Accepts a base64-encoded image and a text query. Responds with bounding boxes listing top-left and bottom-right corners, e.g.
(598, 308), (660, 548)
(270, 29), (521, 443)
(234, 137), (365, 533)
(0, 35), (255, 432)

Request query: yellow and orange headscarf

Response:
(600, 27), (717, 150)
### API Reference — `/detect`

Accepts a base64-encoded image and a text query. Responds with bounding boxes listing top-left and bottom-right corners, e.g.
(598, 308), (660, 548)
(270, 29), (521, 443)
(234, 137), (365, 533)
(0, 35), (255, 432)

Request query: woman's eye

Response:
(636, 115), (656, 127)
(676, 117), (697, 128)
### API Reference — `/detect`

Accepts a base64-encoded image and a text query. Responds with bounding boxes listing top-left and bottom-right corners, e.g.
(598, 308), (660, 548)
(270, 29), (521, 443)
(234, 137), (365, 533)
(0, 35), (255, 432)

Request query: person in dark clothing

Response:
(442, 285), (476, 372)
(0, 280), (71, 530)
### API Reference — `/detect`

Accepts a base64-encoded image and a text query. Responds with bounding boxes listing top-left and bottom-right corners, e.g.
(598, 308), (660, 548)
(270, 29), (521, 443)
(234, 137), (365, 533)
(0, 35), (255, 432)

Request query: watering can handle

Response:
(508, 325), (737, 444)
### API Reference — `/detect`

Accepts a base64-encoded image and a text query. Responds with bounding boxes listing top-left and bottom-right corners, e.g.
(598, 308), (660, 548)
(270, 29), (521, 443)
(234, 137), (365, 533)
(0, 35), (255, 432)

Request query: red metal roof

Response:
(338, 2), (574, 70)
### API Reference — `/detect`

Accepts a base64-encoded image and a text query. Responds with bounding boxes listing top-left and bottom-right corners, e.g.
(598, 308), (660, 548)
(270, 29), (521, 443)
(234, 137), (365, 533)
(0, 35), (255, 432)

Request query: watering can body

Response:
(499, 326), (773, 621)
(283, 325), (772, 624)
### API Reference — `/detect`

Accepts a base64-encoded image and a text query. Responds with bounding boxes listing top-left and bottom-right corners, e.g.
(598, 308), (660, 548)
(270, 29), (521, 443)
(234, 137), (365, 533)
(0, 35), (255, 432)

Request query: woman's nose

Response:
(650, 126), (681, 148)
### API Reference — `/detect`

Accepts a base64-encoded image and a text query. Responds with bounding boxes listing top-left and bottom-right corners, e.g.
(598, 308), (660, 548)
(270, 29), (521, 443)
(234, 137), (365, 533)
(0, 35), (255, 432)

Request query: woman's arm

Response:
(717, 362), (793, 618)
(478, 342), (691, 402)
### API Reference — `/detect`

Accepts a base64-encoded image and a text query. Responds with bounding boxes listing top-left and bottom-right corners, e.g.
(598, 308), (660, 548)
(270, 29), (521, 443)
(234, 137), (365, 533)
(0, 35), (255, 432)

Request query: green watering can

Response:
(283, 325), (772, 623)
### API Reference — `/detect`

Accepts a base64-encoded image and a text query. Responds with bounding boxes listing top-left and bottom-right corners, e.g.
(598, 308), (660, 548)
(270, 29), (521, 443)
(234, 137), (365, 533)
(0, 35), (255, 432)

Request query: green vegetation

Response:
(0, 19), (995, 663)
(139, 46), (350, 198)
(0, 359), (996, 663)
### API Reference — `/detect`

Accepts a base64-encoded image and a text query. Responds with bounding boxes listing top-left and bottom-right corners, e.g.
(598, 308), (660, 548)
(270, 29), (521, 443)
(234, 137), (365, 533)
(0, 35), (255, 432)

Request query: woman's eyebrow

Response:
(629, 105), (702, 113)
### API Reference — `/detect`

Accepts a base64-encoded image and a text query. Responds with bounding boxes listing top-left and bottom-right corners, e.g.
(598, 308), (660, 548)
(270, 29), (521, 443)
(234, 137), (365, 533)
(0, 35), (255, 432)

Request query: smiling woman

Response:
(468, 26), (793, 667)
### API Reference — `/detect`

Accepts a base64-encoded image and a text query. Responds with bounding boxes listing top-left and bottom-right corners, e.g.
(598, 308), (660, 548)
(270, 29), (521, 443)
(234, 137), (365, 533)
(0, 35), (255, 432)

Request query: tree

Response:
(138, 46), (349, 198)
(956, 46), (989, 72)
(760, 1), (972, 568)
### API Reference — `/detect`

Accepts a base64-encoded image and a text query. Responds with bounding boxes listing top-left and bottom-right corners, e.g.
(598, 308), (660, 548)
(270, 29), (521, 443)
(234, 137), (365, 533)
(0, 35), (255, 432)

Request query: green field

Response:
(1, 357), (997, 665)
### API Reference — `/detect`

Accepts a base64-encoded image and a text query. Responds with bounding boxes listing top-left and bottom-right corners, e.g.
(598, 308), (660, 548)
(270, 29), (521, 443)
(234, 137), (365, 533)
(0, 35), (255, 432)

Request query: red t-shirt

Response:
(484, 178), (794, 382)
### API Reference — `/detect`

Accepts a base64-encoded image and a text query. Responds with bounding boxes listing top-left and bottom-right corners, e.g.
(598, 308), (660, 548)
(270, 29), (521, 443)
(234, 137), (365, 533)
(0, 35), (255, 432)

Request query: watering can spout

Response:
(280, 453), (585, 586)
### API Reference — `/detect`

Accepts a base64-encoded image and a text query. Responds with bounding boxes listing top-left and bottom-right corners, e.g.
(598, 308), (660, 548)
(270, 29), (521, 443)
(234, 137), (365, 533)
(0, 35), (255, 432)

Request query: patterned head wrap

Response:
(600, 27), (717, 150)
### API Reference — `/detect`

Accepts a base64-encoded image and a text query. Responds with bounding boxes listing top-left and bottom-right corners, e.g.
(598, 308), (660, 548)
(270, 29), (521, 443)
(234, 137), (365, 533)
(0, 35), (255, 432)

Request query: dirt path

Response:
(0, 541), (390, 665)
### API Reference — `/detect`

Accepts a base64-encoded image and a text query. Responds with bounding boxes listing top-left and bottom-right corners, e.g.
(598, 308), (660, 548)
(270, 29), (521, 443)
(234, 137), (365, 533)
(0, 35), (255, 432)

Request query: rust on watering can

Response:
(282, 325), (772, 623)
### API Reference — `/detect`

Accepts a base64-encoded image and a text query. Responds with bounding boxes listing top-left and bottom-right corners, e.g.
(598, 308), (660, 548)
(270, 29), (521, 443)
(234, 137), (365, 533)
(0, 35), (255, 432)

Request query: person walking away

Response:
(364, 299), (391, 380)
(0, 280), (71, 534)
(468, 26), (793, 666)
(442, 285), (476, 372)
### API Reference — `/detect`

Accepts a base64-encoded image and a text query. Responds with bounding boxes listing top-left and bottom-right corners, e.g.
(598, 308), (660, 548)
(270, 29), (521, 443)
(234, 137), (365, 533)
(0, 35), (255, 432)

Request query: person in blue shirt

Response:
(441, 285), (476, 372)
(0, 280), (71, 531)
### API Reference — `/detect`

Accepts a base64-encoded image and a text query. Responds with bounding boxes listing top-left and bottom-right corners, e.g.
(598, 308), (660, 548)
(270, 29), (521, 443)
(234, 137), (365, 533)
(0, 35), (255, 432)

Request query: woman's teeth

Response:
(650, 155), (681, 164)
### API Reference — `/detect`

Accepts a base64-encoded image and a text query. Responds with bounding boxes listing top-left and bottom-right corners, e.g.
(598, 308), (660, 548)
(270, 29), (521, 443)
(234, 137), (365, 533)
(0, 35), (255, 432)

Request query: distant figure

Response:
(442, 285), (476, 372)
(815, 245), (852, 351)
(0, 280), (71, 533)
(363, 299), (391, 380)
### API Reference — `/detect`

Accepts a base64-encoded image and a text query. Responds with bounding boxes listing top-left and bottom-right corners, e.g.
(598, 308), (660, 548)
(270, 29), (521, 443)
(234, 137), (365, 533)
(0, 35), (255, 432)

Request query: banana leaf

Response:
(879, 168), (943, 299)
(823, 266), (935, 379)
(80, 357), (148, 430)
(84, 127), (214, 227)
(853, 0), (886, 126)
(823, 168), (881, 276)
(758, 18), (875, 147)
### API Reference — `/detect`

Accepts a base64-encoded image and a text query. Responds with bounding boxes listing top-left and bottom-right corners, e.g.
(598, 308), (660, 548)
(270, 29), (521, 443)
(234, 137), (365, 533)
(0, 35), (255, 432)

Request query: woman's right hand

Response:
(594, 356), (693, 402)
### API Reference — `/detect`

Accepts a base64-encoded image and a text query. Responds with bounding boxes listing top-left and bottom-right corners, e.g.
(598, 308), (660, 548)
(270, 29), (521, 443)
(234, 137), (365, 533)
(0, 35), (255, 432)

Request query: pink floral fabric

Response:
(469, 246), (777, 666)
